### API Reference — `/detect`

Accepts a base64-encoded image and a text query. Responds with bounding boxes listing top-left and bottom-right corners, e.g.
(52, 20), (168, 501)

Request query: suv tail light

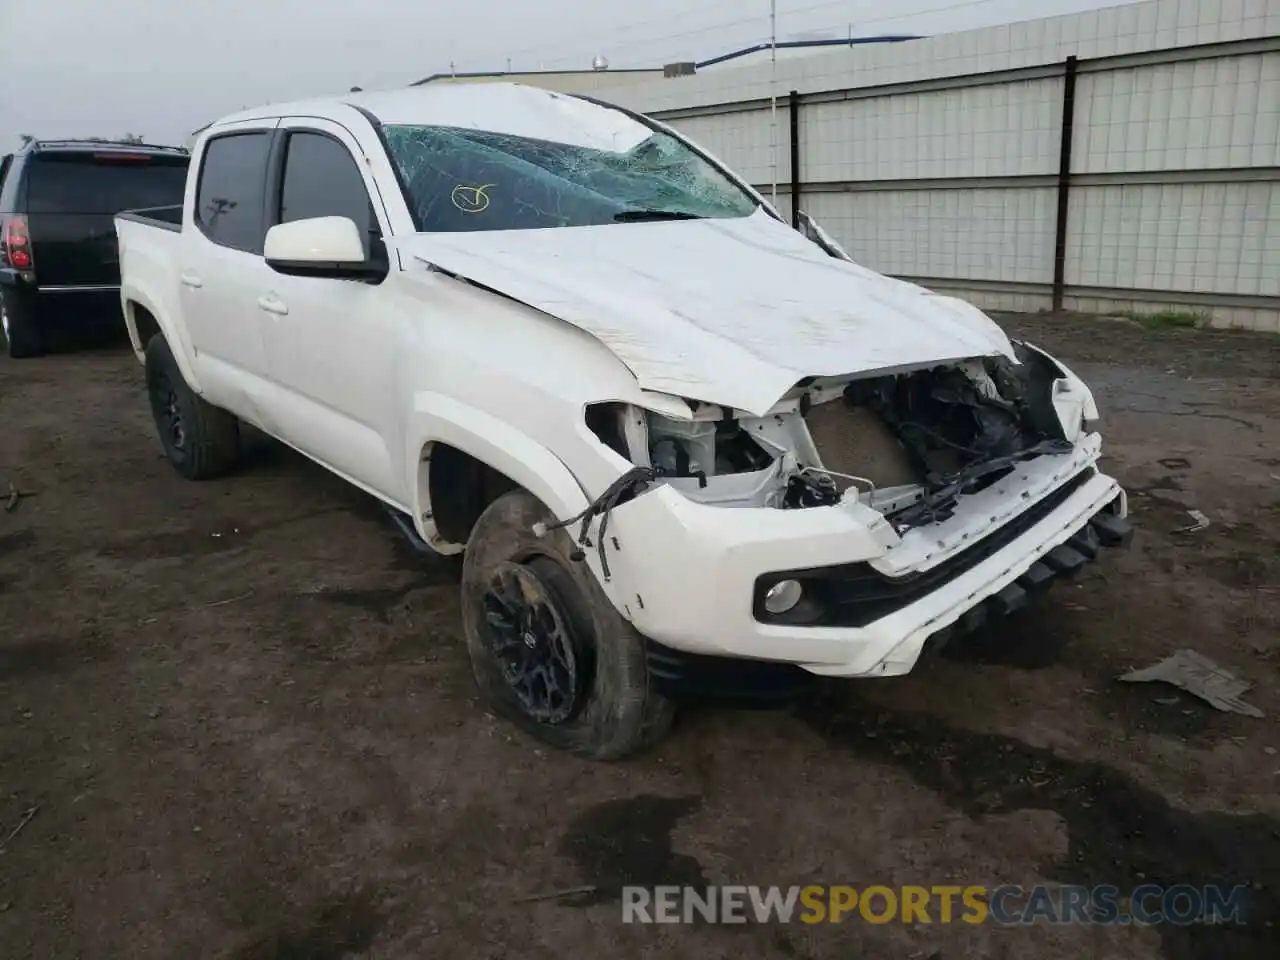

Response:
(1, 214), (34, 273)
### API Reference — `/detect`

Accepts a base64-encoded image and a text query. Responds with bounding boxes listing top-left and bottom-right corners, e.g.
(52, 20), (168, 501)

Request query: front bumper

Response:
(599, 439), (1128, 678)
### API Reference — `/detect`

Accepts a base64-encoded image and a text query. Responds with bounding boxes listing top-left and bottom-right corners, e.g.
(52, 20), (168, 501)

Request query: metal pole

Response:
(789, 89), (801, 228)
(769, 0), (778, 206)
(1052, 56), (1079, 313)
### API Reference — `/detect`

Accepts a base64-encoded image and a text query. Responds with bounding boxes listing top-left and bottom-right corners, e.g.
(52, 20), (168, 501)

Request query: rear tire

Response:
(461, 489), (675, 760)
(1, 289), (45, 359)
(144, 334), (240, 480)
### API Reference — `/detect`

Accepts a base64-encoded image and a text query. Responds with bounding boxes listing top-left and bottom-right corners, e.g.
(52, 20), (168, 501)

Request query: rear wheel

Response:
(461, 489), (675, 760)
(144, 334), (241, 480)
(1, 289), (45, 359)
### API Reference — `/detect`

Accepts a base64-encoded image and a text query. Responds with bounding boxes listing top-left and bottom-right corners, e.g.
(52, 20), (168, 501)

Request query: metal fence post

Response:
(1052, 55), (1079, 312)
(789, 89), (801, 228)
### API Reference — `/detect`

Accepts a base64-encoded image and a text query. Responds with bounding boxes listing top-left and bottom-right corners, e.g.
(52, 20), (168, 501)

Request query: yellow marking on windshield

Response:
(451, 183), (494, 214)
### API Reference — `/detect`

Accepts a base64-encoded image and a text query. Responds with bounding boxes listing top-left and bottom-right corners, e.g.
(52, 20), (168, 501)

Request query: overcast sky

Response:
(1, 0), (1132, 151)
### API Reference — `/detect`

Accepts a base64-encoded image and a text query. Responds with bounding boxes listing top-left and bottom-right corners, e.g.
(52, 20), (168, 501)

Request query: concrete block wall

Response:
(607, 0), (1280, 332)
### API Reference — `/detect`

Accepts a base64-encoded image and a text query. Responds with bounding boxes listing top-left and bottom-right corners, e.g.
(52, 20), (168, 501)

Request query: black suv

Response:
(0, 139), (189, 358)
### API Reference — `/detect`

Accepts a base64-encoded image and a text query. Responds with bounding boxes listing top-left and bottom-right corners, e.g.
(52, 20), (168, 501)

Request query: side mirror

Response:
(264, 216), (386, 281)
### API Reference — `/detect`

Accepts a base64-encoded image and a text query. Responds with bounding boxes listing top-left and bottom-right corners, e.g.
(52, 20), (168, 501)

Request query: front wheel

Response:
(144, 334), (241, 480)
(461, 489), (674, 760)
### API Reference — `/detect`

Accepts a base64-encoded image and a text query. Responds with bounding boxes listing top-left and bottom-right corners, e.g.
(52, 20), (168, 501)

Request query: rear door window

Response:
(195, 132), (272, 254)
(25, 152), (188, 215)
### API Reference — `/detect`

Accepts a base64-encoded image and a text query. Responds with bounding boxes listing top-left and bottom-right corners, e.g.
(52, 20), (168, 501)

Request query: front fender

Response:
(1020, 341), (1100, 443)
(406, 390), (592, 534)
(1022, 342), (1100, 421)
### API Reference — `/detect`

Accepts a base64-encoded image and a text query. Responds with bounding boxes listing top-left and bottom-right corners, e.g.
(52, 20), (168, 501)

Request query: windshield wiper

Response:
(612, 209), (705, 222)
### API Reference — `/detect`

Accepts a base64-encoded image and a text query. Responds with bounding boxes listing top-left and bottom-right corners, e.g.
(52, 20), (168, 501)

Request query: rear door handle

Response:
(179, 272), (203, 289)
(257, 294), (288, 316)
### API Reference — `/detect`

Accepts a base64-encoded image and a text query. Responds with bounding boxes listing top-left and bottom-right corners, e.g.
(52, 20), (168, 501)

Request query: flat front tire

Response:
(144, 334), (240, 480)
(461, 489), (674, 760)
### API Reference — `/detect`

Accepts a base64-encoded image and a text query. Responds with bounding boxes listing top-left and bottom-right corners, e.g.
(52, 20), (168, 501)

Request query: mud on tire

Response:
(461, 489), (675, 760)
(144, 334), (241, 480)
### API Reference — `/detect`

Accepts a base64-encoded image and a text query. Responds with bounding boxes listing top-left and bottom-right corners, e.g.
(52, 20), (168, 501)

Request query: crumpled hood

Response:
(402, 208), (1016, 417)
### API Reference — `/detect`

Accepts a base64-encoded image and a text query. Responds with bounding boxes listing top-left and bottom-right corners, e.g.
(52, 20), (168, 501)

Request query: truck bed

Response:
(114, 207), (188, 364)
(116, 205), (183, 232)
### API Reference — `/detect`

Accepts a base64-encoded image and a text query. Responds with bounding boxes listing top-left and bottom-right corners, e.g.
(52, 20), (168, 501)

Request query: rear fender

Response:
(121, 282), (202, 392)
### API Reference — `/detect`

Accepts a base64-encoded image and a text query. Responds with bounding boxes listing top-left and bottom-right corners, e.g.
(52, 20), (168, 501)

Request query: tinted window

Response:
(0, 155), (12, 212)
(25, 152), (188, 215)
(196, 132), (271, 253)
(278, 132), (373, 244)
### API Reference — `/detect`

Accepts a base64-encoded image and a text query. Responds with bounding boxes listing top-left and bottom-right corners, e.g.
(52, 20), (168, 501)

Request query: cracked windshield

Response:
(383, 106), (758, 233)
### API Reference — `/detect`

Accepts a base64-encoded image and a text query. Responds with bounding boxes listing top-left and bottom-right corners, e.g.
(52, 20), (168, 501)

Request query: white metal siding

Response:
(606, 0), (1280, 332)
(803, 189), (1057, 285)
(800, 79), (1064, 182)
(1066, 182), (1280, 296)
(1073, 53), (1280, 172)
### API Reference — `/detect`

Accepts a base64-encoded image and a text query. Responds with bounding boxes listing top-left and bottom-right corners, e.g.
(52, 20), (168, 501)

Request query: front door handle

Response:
(257, 294), (288, 316)
(179, 272), (203, 288)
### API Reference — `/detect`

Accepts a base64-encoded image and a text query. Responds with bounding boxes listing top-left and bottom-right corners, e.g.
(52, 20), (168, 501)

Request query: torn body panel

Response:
(592, 462), (1126, 677)
(559, 334), (1129, 680)
(585, 340), (1093, 541)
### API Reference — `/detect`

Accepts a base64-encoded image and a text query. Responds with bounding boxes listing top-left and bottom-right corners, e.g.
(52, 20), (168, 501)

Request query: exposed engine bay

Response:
(586, 341), (1085, 532)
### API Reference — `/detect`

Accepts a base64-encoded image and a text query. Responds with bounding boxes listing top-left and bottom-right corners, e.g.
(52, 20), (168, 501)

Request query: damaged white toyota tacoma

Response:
(114, 83), (1131, 759)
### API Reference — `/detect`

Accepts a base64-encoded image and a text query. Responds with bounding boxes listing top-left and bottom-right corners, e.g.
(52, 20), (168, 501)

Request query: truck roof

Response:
(207, 82), (645, 151)
(21, 138), (188, 156)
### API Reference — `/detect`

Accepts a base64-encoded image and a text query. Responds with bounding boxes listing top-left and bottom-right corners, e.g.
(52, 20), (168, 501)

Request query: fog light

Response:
(764, 579), (803, 614)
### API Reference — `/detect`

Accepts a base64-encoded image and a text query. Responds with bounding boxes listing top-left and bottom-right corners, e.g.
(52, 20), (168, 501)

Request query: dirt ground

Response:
(1, 313), (1278, 960)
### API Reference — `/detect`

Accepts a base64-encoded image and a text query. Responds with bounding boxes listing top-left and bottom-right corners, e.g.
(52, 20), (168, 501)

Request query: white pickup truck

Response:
(115, 83), (1131, 759)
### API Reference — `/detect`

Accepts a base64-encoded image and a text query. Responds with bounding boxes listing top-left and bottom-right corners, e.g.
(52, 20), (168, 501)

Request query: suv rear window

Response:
(25, 152), (188, 215)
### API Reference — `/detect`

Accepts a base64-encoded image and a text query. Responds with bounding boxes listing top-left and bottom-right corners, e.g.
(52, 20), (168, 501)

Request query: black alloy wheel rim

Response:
(155, 372), (187, 452)
(481, 561), (586, 725)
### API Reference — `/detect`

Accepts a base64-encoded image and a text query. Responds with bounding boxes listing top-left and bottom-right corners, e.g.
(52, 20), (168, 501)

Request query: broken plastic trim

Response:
(754, 477), (1120, 629)
(887, 436), (1073, 532)
(582, 344), (1084, 526)
(834, 350), (1077, 530)
(533, 465), (662, 581)
(584, 401), (781, 501)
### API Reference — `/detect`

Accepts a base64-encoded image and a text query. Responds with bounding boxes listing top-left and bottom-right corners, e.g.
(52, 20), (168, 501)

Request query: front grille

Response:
(755, 468), (1098, 628)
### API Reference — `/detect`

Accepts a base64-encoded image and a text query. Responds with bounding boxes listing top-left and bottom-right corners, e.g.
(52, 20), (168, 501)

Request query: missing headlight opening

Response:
(584, 342), (1081, 530)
